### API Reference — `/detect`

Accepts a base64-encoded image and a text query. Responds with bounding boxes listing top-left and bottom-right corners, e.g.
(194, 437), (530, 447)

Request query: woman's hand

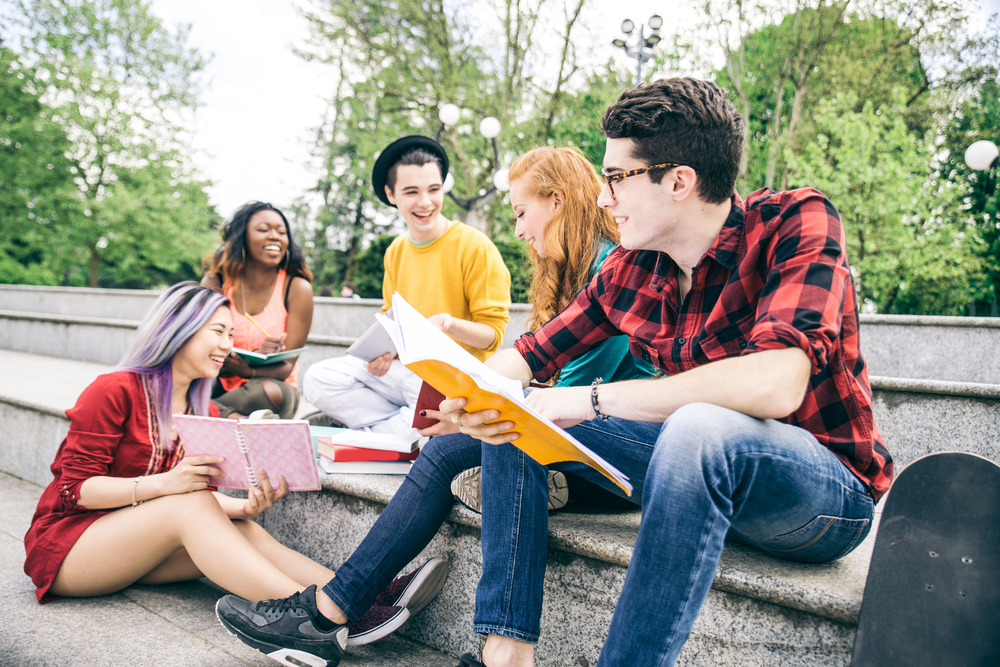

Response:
(158, 455), (225, 495)
(221, 351), (251, 378)
(439, 397), (519, 445)
(239, 470), (289, 518)
(417, 409), (460, 437)
(256, 334), (287, 354)
(364, 352), (395, 378)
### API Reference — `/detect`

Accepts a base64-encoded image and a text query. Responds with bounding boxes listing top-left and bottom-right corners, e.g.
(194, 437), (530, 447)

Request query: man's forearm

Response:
(446, 317), (497, 350)
(599, 347), (811, 423)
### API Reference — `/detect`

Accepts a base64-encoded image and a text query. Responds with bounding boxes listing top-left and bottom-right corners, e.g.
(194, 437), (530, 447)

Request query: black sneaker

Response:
(216, 585), (347, 667)
(451, 467), (569, 513)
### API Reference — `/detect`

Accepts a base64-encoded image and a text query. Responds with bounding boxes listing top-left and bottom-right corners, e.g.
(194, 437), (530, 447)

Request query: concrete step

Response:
(3, 284), (999, 383)
(0, 473), (457, 667)
(3, 347), (998, 665)
(0, 284), (533, 349)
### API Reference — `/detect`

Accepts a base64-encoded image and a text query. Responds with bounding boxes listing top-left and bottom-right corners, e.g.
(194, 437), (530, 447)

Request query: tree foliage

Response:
(295, 0), (612, 293)
(2, 0), (218, 288)
(0, 44), (79, 285)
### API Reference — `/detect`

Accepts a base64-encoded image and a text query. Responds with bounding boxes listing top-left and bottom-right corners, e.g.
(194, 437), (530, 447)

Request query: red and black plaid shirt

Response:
(513, 187), (893, 501)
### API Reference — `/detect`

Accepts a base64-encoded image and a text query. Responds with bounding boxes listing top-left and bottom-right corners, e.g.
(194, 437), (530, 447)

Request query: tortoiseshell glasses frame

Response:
(601, 163), (686, 200)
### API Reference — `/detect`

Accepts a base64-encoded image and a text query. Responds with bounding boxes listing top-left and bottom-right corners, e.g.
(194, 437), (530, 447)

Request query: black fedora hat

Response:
(371, 135), (450, 207)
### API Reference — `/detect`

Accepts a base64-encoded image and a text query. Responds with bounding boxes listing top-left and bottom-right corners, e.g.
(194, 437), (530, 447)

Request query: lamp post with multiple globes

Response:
(433, 103), (510, 233)
(612, 15), (664, 87)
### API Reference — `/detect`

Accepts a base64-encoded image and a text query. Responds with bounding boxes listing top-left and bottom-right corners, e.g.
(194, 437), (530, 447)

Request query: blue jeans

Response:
(322, 431), (482, 622)
(477, 403), (874, 665)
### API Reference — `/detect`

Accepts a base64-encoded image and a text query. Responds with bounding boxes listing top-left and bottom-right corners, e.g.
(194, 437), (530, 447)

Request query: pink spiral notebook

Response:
(173, 415), (321, 492)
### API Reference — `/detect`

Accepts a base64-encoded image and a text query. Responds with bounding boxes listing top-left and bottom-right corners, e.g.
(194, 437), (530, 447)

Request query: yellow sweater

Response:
(382, 220), (511, 361)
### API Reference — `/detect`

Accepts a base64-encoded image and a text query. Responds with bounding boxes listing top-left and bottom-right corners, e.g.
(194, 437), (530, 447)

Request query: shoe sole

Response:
(452, 468), (569, 512)
(345, 606), (410, 647)
(547, 470), (569, 511)
(394, 557), (449, 616)
(347, 558), (449, 647)
(215, 601), (344, 667)
(451, 467), (483, 512)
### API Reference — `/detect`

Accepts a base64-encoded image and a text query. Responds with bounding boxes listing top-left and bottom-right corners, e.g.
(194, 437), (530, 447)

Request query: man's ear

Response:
(551, 189), (565, 213)
(385, 185), (396, 206)
(671, 166), (698, 202)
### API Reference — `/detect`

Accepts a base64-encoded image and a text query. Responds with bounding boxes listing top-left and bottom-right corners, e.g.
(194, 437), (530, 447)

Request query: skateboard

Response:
(851, 452), (1000, 666)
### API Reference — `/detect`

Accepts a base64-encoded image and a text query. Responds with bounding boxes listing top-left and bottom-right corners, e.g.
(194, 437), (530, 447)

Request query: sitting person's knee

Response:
(262, 380), (284, 408)
(232, 518), (268, 541)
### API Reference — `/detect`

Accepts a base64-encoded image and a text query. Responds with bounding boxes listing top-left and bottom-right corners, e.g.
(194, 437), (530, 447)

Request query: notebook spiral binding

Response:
(233, 423), (260, 488)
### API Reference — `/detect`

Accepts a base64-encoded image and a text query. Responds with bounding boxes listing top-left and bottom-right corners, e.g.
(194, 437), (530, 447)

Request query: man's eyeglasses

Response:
(601, 163), (685, 200)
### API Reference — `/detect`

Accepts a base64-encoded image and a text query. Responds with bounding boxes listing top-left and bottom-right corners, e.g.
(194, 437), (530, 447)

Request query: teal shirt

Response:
(555, 241), (657, 388)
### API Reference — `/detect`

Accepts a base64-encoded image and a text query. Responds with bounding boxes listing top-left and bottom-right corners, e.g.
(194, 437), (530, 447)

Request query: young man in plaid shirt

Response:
(443, 77), (893, 666)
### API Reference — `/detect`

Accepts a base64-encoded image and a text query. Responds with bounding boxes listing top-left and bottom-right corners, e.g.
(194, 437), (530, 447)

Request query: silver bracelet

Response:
(591, 378), (609, 421)
(131, 476), (144, 507)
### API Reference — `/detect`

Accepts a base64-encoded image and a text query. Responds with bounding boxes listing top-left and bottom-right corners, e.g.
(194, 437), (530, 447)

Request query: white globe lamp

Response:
(493, 168), (510, 192)
(479, 116), (501, 140)
(438, 103), (461, 127)
(965, 140), (999, 171)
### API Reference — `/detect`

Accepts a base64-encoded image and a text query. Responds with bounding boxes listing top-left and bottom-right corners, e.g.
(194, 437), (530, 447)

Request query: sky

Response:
(148, 0), (1000, 219)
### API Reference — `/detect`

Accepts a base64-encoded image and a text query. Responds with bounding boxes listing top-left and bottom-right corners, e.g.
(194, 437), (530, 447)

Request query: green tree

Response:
(296, 0), (598, 288)
(710, 0), (971, 193)
(0, 44), (80, 285)
(7, 0), (217, 287)
(786, 92), (984, 314)
(936, 78), (1000, 311)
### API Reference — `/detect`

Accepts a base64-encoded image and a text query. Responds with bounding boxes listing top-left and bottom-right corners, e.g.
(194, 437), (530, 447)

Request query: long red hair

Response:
(509, 146), (619, 331)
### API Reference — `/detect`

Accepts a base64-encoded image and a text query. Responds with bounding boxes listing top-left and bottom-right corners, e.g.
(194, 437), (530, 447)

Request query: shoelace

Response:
(257, 591), (304, 615)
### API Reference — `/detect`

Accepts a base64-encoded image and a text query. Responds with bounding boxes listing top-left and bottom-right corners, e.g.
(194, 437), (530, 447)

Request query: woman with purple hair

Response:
(23, 282), (340, 613)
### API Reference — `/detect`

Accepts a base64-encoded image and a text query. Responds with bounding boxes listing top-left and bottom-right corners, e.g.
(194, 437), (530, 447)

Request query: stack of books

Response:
(310, 426), (419, 475)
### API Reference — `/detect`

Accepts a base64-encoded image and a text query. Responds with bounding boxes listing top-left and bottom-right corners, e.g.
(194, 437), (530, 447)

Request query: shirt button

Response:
(738, 339), (747, 348)
(676, 337), (686, 345)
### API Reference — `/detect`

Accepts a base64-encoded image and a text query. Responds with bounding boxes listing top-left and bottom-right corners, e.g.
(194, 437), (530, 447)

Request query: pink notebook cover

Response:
(173, 415), (321, 492)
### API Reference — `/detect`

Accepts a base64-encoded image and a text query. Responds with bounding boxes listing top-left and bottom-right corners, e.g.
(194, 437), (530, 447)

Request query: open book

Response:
(233, 346), (309, 367)
(345, 308), (396, 362)
(173, 415), (321, 492)
(376, 292), (632, 495)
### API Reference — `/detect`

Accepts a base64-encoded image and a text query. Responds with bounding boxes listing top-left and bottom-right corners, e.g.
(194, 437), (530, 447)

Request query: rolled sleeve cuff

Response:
(747, 319), (830, 373)
(513, 334), (558, 382)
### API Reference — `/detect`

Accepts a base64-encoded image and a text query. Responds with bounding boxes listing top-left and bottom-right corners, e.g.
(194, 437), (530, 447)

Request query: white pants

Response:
(302, 355), (424, 439)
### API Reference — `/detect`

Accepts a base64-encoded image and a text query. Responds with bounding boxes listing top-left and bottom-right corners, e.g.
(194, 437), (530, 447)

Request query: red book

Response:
(412, 381), (447, 429)
(316, 438), (420, 462)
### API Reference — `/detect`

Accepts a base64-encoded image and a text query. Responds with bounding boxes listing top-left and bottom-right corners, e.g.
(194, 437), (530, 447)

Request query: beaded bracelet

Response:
(591, 378), (609, 421)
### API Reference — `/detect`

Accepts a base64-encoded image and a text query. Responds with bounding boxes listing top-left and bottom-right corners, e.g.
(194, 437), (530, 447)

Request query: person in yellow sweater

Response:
(302, 135), (511, 439)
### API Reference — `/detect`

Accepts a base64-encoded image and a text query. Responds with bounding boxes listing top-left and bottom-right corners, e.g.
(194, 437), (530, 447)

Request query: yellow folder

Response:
(380, 292), (632, 496)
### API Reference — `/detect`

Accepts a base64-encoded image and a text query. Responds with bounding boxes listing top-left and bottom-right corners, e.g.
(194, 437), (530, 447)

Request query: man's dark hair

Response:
(601, 78), (744, 204)
(386, 148), (444, 192)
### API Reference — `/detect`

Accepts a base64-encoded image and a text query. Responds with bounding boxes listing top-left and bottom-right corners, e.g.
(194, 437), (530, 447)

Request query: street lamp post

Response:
(963, 139), (999, 317)
(434, 105), (508, 234)
(612, 15), (663, 87)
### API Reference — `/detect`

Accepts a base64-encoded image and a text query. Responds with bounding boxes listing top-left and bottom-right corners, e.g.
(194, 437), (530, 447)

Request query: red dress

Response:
(23, 371), (219, 603)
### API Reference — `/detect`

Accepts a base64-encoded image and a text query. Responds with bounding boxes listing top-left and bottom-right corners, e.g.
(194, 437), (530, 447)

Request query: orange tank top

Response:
(221, 269), (300, 390)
